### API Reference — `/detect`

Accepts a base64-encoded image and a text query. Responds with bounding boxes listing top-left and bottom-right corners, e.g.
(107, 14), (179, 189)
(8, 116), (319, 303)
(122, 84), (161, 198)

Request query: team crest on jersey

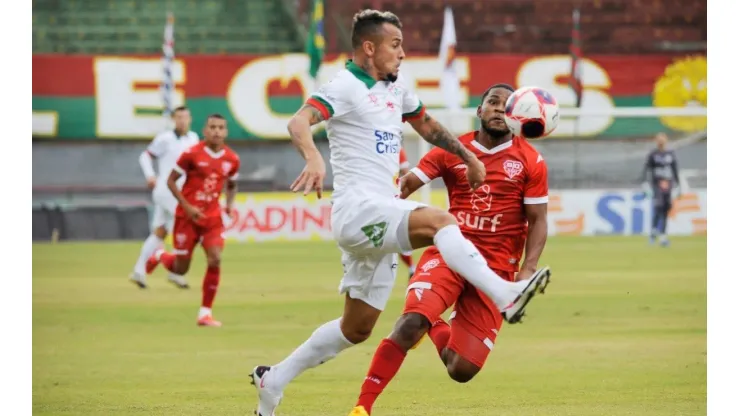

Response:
(175, 233), (187, 245)
(420, 258), (440, 273)
(222, 161), (232, 175)
(503, 160), (524, 179)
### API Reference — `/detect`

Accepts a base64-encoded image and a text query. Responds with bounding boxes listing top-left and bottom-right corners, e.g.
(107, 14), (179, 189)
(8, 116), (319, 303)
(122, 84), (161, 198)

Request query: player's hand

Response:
(146, 177), (156, 190)
(184, 204), (204, 221)
(224, 205), (235, 219)
(291, 155), (326, 198)
(465, 157), (487, 190)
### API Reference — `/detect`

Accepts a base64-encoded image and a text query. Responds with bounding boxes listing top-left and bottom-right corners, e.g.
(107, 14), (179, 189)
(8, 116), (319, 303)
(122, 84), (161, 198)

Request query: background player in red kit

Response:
(349, 84), (551, 416)
(146, 114), (241, 327)
(398, 148), (416, 278)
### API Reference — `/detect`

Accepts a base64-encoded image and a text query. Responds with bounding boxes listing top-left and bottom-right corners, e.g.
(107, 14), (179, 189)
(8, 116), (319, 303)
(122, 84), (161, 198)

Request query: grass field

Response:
(33, 236), (707, 416)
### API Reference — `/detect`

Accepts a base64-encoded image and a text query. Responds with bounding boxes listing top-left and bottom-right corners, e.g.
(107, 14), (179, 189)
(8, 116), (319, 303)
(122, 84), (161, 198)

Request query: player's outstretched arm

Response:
(407, 113), (485, 190)
(287, 104), (327, 198)
(138, 151), (157, 189)
(407, 113), (474, 164)
(520, 203), (548, 279)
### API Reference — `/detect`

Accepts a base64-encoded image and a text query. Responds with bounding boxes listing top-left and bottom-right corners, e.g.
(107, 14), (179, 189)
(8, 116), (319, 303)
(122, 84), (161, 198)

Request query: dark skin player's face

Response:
(366, 23), (405, 79)
(477, 88), (512, 138)
(203, 118), (228, 147)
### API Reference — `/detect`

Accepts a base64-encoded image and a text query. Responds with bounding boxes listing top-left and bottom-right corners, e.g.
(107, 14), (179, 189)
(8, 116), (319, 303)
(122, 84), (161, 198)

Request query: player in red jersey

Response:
(397, 148), (416, 278)
(349, 84), (551, 416)
(145, 114), (241, 327)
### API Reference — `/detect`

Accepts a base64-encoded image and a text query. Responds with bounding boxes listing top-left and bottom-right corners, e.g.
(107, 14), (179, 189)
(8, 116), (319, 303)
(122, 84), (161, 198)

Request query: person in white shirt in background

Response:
(130, 106), (200, 289)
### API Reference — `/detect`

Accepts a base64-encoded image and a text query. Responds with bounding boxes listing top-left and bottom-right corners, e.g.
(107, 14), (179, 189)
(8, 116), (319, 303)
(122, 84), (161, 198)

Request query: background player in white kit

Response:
(130, 106), (200, 289)
(251, 10), (551, 415)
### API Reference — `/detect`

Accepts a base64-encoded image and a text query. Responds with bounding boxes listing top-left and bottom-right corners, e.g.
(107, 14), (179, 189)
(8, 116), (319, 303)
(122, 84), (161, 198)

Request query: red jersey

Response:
(399, 148), (410, 171)
(173, 142), (241, 218)
(410, 132), (548, 272)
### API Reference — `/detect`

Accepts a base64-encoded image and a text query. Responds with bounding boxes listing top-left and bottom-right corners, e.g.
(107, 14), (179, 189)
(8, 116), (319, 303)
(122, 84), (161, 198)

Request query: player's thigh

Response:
(403, 248), (464, 324)
(200, 217), (225, 267)
(338, 249), (398, 313)
(447, 271), (513, 369)
(172, 217), (199, 261)
(331, 190), (426, 256)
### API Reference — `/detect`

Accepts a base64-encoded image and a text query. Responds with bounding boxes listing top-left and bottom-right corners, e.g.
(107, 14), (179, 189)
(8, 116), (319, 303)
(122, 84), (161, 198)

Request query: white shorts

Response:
(151, 191), (177, 233)
(332, 189), (426, 310)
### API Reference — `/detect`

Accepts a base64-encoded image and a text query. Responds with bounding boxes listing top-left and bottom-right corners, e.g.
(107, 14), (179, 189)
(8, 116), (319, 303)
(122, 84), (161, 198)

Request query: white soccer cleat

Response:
(167, 274), (190, 289)
(129, 272), (147, 289)
(502, 266), (552, 324)
(250, 365), (283, 416)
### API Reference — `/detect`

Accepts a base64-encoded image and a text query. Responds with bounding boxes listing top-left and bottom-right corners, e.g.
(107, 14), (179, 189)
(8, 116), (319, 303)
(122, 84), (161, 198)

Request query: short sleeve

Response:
(146, 134), (167, 157)
(173, 149), (193, 176)
(306, 75), (353, 120)
(399, 148), (410, 170)
(229, 156), (241, 180)
(524, 154), (549, 204)
(409, 147), (447, 184)
(399, 74), (425, 122)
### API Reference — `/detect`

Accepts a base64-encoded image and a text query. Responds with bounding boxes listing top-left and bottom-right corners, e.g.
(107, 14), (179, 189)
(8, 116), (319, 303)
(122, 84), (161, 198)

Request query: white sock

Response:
(271, 318), (353, 390)
(198, 307), (212, 318)
(434, 224), (523, 309)
(133, 234), (164, 275)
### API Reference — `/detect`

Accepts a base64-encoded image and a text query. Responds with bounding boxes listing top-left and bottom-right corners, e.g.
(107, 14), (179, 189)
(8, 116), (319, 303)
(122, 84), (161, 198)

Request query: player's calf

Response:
(388, 313), (431, 351)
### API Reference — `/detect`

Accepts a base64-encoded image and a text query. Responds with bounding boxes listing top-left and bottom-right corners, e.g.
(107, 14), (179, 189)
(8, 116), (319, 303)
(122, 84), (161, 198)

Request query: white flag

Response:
(438, 6), (461, 109)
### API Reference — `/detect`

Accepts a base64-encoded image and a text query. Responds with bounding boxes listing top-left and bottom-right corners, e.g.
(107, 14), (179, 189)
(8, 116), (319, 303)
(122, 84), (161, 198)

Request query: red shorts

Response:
(172, 215), (224, 259)
(403, 247), (515, 368)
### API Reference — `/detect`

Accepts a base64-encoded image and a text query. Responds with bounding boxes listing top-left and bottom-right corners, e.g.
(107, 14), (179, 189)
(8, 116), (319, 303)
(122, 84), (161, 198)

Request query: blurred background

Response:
(32, 0), (706, 242)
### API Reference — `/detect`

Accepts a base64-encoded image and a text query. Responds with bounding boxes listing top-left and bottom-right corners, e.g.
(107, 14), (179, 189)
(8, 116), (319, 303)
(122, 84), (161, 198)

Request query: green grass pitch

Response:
(33, 236), (706, 415)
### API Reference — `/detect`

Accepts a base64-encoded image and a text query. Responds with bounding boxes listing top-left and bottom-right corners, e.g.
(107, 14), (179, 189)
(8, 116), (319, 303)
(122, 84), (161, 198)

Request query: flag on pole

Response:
(569, 8), (583, 108)
(438, 6), (460, 109)
(161, 12), (175, 119)
(306, 0), (325, 80)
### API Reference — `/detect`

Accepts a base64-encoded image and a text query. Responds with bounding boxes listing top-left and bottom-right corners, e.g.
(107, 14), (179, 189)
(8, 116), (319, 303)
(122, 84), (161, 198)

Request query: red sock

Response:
(201, 266), (220, 308)
(428, 320), (451, 359)
(356, 339), (407, 414)
(400, 254), (413, 268)
(160, 252), (176, 273)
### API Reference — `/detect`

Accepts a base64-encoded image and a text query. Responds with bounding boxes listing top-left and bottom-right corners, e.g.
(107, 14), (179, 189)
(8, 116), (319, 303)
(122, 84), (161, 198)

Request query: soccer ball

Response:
(504, 86), (560, 139)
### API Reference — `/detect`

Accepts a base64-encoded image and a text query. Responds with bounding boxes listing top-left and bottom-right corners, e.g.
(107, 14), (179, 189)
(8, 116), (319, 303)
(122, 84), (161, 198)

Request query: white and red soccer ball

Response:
(504, 86), (560, 139)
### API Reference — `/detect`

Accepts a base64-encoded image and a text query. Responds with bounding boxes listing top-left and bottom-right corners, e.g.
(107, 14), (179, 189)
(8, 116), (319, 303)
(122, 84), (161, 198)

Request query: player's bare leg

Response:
(406, 207), (548, 322)
(197, 245), (223, 327)
(252, 295), (379, 416)
(130, 226), (167, 288)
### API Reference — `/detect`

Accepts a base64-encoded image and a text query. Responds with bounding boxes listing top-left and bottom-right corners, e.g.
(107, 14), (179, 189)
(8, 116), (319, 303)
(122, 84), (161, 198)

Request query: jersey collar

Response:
(346, 60), (377, 89)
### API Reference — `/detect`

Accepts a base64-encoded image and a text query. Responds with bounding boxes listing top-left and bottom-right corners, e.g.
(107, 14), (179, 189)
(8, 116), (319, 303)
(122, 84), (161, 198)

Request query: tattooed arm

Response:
(407, 112), (486, 190)
(407, 113), (477, 163)
(287, 104), (325, 161)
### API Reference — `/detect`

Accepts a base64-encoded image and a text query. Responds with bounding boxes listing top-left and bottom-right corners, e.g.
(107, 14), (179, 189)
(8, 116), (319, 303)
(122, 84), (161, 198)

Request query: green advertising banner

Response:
(32, 53), (706, 140)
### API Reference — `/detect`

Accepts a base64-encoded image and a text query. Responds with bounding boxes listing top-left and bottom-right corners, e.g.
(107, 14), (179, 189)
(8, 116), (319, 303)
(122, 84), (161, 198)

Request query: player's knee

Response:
(444, 351), (481, 383)
(341, 322), (374, 344)
(446, 360), (480, 384)
(206, 252), (221, 269)
(172, 259), (190, 275)
(409, 207), (458, 243)
(390, 313), (430, 350)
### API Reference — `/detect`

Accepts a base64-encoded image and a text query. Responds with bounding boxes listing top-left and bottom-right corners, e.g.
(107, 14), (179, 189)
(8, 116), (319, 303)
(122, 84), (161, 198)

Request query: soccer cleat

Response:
(129, 272), (147, 289)
(348, 405), (370, 416)
(168, 274), (190, 289)
(197, 315), (222, 327)
(502, 266), (552, 324)
(250, 366), (283, 416)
